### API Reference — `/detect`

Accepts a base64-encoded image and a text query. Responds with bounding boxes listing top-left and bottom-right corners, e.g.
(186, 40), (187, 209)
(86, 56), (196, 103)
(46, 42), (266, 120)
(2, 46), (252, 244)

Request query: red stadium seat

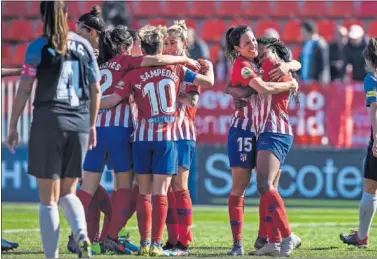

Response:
(162, 1), (189, 17)
(185, 19), (197, 30)
(26, 1), (41, 18)
(358, 2), (377, 18)
(2, 1), (28, 18)
(218, 1), (244, 18)
(291, 45), (301, 60)
(66, 2), (84, 18)
(299, 2), (327, 18)
(7, 20), (35, 41)
(229, 19), (253, 28)
(84, 1), (105, 12)
(68, 19), (77, 31)
(271, 2), (299, 18)
(201, 19), (227, 42)
(134, 2), (161, 17)
(341, 19), (365, 30)
(147, 19), (169, 27)
(327, 1), (355, 18)
(13, 43), (29, 66)
(2, 44), (13, 62)
(281, 20), (302, 43)
(317, 20), (335, 42)
(209, 44), (221, 63)
(255, 20), (280, 37)
(244, 1), (272, 18)
(2, 21), (10, 40)
(367, 21), (377, 38)
(189, 1), (217, 18)
(35, 22), (44, 38)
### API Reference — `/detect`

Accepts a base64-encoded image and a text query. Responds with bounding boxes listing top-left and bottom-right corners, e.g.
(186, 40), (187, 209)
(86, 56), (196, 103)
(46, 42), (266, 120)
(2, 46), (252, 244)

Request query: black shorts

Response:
(28, 127), (89, 180)
(364, 146), (377, 182)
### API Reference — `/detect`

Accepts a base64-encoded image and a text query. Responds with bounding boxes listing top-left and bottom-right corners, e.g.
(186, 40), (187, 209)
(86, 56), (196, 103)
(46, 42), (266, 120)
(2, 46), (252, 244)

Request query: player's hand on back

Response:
(88, 126), (97, 150)
(185, 58), (201, 71)
(198, 59), (212, 74)
(269, 62), (289, 81)
(6, 129), (19, 154)
(291, 78), (299, 94)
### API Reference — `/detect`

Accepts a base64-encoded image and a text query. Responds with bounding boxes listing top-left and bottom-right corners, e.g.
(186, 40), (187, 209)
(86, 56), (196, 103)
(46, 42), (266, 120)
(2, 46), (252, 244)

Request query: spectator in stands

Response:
(342, 25), (368, 81)
(299, 21), (330, 84)
(187, 27), (210, 60)
(102, 1), (129, 27)
(264, 28), (280, 40)
(329, 26), (348, 81)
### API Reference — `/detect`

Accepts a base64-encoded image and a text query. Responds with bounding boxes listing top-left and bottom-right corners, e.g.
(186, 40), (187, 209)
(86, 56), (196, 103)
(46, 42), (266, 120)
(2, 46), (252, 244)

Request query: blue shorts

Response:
(133, 141), (178, 175)
(83, 127), (133, 173)
(177, 140), (196, 170)
(257, 132), (293, 165)
(227, 127), (257, 169)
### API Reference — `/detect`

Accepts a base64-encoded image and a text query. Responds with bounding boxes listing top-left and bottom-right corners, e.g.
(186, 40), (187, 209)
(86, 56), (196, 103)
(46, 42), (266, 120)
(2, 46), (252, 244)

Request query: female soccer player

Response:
(77, 25), (201, 254)
(162, 20), (200, 255)
(224, 25), (299, 256)
(100, 24), (214, 257)
(340, 37), (377, 248)
(6, 1), (101, 258)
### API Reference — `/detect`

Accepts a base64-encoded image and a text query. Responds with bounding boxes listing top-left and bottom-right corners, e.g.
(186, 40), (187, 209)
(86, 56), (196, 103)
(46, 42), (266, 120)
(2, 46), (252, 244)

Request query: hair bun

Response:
(90, 5), (102, 17)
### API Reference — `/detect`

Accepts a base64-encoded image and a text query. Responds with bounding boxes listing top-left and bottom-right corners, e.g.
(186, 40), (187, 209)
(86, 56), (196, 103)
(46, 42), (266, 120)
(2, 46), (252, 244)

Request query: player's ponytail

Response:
(363, 37), (377, 70)
(40, 1), (68, 55)
(225, 25), (251, 63)
(78, 5), (106, 34)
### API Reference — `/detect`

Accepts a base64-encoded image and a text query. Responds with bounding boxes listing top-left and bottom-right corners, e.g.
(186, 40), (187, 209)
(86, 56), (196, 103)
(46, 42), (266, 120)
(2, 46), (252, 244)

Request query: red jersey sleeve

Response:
(185, 84), (201, 94)
(114, 79), (132, 100)
(232, 58), (257, 87)
(261, 58), (292, 82)
(122, 55), (144, 71)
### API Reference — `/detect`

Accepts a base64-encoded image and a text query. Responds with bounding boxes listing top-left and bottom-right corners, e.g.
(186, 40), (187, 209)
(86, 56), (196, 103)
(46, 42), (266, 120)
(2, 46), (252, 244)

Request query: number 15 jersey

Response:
(115, 65), (186, 141)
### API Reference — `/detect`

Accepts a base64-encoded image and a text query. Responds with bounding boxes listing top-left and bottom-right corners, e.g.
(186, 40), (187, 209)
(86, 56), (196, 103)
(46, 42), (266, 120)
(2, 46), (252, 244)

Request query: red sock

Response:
(99, 191), (116, 242)
(228, 195), (244, 242)
(77, 190), (93, 213)
(137, 194), (152, 241)
(264, 189), (291, 239)
(127, 184), (139, 220)
(152, 195), (168, 243)
(107, 188), (132, 239)
(175, 190), (193, 247)
(87, 202), (101, 242)
(261, 193), (281, 243)
(166, 190), (179, 245)
(93, 185), (112, 218)
(258, 196), (267, 239)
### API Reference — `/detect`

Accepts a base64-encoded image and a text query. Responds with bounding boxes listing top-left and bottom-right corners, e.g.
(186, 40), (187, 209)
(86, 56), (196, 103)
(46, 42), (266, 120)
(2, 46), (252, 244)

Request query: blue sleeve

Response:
(21, 37), (47, 80)
(364, 74), (377, 107)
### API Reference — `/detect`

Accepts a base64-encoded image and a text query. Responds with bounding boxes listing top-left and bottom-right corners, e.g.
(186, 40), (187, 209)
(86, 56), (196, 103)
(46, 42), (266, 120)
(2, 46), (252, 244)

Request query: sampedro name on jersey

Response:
(115, 65), (185, 141)
(97, 55), (143, 127)
(230, 56), (258, 132)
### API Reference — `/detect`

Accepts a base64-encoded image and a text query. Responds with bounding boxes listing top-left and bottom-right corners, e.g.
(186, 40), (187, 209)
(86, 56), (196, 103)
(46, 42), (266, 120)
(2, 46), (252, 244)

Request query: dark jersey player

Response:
(6, 1), (101, 258)
(340, 37), (377, 248)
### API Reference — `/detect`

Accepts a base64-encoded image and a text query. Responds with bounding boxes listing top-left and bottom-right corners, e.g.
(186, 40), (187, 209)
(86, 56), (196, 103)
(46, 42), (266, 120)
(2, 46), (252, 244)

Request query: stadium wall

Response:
(2, 145), (365, 203)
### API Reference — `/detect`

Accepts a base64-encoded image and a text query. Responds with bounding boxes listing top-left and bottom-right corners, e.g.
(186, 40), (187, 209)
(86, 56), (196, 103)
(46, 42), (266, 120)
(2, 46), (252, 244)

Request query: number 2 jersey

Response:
(115, 65), (187, 141)
(97, 55), (143, 128)
(21, 32), (100, 133)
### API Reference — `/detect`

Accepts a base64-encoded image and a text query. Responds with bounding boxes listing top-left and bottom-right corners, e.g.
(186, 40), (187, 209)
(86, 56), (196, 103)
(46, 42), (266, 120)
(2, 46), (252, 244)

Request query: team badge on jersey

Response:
(240, 153), (247, 162)
(241, 67), (253, 79)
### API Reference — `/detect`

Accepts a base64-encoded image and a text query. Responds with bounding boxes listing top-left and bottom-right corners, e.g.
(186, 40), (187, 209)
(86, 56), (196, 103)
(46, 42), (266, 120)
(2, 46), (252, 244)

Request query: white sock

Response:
(59, 193), (87, 239)
(39, 204), (60, 258)
(358, 192), (377, 240)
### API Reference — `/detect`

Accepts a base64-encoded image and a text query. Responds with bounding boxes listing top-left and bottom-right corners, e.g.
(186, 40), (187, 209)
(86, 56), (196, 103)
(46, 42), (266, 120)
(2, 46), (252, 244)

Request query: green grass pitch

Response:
(1, 201), (376, 258)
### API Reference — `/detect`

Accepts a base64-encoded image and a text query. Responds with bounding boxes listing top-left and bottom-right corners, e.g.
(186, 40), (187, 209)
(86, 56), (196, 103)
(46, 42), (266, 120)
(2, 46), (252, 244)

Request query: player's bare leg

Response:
(340, 179), (377, 248)
(171, 167), (192, 256)
(103, 171), (135, 254)
(227, 167), (251, 256)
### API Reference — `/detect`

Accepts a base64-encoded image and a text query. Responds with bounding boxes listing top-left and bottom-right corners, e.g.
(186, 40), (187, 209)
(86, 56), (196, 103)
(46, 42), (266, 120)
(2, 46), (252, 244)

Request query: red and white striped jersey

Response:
(229, 56), (258, 132)
(96, 55), (143, 128)
(114, 65), (186, 141)
(176, 82), (200, 141)
(257, 58), (293, 136)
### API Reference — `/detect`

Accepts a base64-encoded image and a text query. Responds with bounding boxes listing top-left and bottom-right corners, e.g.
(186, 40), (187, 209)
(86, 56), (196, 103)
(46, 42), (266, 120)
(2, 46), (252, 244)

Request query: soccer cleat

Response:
(254, 236), (268, 250)
(103, 236), (130, 254)
(280, 233), (302, 257)
(138, 240), (151, 256)
(91, 243), (101, 255)
(76, 233), (92, 258)
(149, 242), (171, 257)
(1, 239), (19, 251)
(162, 241), (176, 250)
(227, 240), (244, 256)
(249, 242), (281, 257)
(340, 231), (368, 248)
(172, 241), (189, 256)
(67, 234), (79, 253)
